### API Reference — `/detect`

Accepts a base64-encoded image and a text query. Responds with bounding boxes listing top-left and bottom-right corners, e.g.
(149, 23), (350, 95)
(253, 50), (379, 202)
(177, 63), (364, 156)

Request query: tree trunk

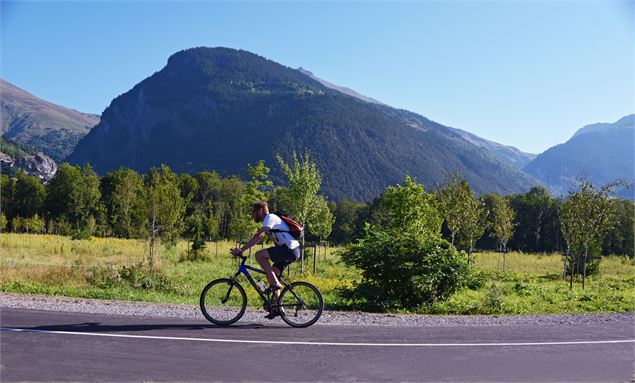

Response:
(503, 244), (507, 271)
(582, 243), (588, 289)
(569, 248), (574, 290)
(497, 243), (501, 271)
(301, 236), (305, 274)
(149, 214), (156, 271)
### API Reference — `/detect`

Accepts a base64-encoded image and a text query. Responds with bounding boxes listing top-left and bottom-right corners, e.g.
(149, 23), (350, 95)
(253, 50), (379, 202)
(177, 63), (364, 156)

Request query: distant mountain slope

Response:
(524, 115), (634, 198)
(67, 47), (539, 200)
(297, 68), (388, 106)
(0, 79), (100, 162)
(447, 128), (536, 169)
(299, 68), (536, 170)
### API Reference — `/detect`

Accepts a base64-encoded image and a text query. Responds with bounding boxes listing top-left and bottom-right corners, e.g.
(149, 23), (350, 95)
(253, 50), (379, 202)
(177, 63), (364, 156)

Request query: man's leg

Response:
(255, 249), (282, 289)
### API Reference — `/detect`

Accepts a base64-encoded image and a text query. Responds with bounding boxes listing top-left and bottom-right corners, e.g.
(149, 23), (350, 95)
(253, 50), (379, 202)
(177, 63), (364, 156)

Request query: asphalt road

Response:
(1, 308), (633, 382)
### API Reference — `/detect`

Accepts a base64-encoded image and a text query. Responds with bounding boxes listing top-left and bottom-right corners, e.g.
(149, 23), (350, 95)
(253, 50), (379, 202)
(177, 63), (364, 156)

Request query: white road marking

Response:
(2, 327), (634, 347)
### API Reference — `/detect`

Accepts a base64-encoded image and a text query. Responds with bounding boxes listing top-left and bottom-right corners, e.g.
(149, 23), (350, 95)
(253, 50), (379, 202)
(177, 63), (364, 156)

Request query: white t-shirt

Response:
(262, 214), (300, 250)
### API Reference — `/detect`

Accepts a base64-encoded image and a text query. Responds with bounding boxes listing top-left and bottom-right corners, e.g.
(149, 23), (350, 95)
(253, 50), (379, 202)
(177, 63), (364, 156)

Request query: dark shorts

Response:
(268, 245), (300, 274)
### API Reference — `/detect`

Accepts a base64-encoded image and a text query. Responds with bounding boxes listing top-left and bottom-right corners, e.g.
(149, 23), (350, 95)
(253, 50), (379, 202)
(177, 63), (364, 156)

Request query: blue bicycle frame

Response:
(232, 255), (286, 308)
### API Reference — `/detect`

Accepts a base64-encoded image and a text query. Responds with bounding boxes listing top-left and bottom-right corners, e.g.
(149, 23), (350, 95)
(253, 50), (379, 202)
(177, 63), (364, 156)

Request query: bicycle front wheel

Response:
(200, 278), (247, 326)
(278, 281), (323, 328)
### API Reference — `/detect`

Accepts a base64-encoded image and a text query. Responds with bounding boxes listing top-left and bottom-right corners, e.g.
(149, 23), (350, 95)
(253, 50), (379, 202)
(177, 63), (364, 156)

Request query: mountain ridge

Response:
(67, 47), (540, 201)
(523, 115), (634, 198)
(0, 79), (100, 162)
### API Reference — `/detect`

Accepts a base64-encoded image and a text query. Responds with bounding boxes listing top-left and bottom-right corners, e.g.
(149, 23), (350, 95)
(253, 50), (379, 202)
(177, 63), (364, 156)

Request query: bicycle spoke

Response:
(279, 282), (323, 328)
(200, 279), (246, 325)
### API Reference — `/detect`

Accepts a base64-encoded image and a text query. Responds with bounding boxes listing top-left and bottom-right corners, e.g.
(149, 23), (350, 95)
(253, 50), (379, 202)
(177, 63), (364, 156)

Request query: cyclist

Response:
(230, 201), (300, 319)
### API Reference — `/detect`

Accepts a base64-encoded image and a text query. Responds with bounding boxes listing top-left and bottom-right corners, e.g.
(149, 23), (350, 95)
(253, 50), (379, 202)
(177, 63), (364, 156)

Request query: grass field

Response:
(1, 233), (633, 314)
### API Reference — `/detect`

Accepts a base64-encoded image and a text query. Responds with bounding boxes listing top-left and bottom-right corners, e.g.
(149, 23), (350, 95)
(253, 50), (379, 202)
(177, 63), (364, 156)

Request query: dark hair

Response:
(252, 201), (269, 214)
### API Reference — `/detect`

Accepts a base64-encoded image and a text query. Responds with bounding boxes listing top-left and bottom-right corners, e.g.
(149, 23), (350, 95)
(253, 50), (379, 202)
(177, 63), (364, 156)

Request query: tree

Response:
(306, 196), (335, 242)
(1, 174), (14, 230)
(330, 199), (368, 245)
(560, 178), (621, 289)
(379, 176), (441, 239)
(13, 171), (45, 219)
(276, 150), (324, 272)
(104, 168), (147, 238)
(145, 165), (186, 270)
(491, 195), (516, 270)
(603, 199), (634, 257)
(194, 171), (224, 240)
(436, 173), (486, 261)
(45, 163), (101, 236)
(435, 173), (468, 248)
(276, 150), (321, 227)
(24, 214), (45, 234)
(12, 216), (25, 233)
(231, 160), (273, 242)
(508, 187), (562, 253)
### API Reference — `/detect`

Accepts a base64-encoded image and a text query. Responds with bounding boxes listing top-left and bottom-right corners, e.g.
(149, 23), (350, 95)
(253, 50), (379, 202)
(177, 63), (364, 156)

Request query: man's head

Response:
(251, 201), (269, 222)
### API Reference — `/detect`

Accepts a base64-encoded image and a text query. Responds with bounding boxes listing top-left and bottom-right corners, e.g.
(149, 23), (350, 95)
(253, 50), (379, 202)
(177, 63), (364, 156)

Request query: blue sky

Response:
(1, 0), (633, 154)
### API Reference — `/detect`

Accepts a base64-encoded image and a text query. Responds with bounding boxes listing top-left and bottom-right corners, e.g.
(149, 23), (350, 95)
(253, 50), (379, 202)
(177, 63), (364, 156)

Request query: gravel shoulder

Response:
(1, 292), (633, 327)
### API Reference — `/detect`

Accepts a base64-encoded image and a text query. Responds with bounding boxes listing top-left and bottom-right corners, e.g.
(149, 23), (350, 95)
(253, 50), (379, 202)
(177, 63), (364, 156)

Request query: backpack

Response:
(270, 211), (304, 240)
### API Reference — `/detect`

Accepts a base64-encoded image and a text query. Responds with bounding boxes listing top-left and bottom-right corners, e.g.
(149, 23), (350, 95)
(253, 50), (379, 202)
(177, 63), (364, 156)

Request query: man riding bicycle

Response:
(230, 201), (300, 319)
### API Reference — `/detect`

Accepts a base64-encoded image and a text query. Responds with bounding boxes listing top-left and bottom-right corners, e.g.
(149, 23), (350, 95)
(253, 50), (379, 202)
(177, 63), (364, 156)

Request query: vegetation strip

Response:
(2, 327), (633, 347)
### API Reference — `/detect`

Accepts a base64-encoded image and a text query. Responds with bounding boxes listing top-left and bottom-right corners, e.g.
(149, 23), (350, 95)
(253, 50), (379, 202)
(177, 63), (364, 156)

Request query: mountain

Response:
(446, 128), (536, 169)
(0, 79), (100, 162)
(523, 115), (634, 198)
(67, 47), (539, 201)
(299, 69), (537, 170)
(0, 137), (58, 181)
(297, 68), (387, 106)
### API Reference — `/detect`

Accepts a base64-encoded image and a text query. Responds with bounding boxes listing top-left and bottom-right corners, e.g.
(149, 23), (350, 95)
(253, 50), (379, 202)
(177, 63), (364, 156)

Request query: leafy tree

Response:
(220, 176), (245, 240)
(378, 176), (441, 238)
(603, 199), (634, 257)
(245, 160), (273, 200)
(231, 160), (273, 242)
(104, 168), (147, 238)
(560, 178), (621, 289)
(330, 199), (368, 244)
(339, 177), (467, 309)
(306, 195), (335, 241)
(435, 173), (469, 248)
(12, 216), (25, 233)
(178, 173), (199, 216)
(508, 186), (562, 253)
(276, 150), (322, 228)
(24, 214), (45, 234)
(46, 163), (101, 235)
(340, 226), (469, 310)
(491, 195), (516, 270)
(276, 150), (325, 272)
(13, 171), (45, 219)
(194, 171), (224, 240)
(436, 173), (486, 260)
(1, 174), (15, 227)
(145, 165), (186, 270)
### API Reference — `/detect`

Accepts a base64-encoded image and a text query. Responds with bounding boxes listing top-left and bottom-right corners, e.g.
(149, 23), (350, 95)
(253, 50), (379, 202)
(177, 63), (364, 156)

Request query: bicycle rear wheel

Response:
(200, 278), (247, 325)
(278, 281), (323, 328)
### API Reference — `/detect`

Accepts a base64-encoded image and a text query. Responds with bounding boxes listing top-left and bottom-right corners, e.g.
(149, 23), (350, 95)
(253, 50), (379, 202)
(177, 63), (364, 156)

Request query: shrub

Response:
(339, 226), (470, 310)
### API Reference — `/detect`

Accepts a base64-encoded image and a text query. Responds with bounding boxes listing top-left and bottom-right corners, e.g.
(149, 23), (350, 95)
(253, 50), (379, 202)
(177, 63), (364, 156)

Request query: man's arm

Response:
(232, 227), (269, 255)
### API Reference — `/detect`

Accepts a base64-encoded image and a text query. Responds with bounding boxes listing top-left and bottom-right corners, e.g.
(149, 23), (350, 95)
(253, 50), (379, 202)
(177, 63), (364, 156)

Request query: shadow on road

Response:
(11, 322), (277, 333)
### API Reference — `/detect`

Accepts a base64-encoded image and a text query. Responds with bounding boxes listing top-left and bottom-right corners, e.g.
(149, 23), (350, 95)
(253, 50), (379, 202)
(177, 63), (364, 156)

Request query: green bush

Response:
(339, 227), (470, 310)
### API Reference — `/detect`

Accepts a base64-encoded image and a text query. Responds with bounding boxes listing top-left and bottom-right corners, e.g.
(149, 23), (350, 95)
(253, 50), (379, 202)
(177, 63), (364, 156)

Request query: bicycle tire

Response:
(200, 278), (247, 326)
(278, 281), (323, 328)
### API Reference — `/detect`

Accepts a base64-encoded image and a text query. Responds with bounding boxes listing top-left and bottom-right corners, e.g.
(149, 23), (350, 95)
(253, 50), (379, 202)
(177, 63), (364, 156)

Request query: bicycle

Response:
(199, 253), (324, 328)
